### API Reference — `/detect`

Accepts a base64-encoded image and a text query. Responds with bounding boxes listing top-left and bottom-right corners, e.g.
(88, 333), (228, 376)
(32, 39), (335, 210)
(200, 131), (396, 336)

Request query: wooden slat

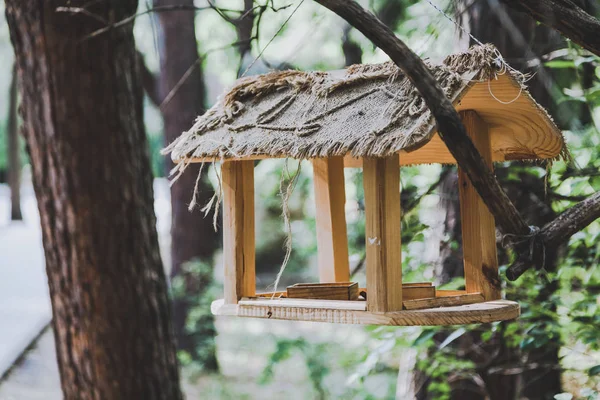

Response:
(359, 283), (433, 291)
(402, 282), (433, 287)
(212, 298), (520, 326)
(239, 297), (368, 311)
(403, 293), (484, 310)
(312, 157), (350, 282)
(222, 160), (255, 304)
(359, 285), (435, 301)
(255, 291), (287, 298)
(458, 111), (501, 301)
(401, 286), (435, 301)
(363, 154), (402, 312)
(436, 290), (467, 297)
(293, 282), (354, 287)
(287, 282), (359, 300)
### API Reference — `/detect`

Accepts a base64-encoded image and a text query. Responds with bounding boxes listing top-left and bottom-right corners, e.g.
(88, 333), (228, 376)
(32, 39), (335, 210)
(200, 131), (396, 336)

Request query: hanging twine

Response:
(269, 159), (303, 298)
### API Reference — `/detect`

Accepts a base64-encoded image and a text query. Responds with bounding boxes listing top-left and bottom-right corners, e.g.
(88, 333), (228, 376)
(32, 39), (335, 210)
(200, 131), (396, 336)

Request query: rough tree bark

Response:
(5, 1), (183, 399)
(154, 0), (219, 370)
(7, 63), (22, 221)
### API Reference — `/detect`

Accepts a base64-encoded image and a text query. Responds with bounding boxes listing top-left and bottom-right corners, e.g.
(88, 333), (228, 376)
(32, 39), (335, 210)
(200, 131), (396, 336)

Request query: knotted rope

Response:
(502, 225), (546, 272)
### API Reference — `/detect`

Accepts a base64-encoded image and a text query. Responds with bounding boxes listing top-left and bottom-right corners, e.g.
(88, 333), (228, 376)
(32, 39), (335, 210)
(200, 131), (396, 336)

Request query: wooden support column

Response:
(222, 160), (256, 304)
(458, 110), (501, 301)
(363, 154), (402, 312)
(312, 157), (350, 282)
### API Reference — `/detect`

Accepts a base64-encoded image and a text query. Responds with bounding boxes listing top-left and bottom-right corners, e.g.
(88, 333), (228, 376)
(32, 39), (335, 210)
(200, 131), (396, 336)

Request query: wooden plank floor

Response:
(212, 299), (520, 326)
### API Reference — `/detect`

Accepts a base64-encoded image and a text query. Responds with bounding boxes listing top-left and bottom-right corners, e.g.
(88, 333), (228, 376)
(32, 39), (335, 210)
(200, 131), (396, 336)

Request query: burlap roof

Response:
(164, 45), (565, 165)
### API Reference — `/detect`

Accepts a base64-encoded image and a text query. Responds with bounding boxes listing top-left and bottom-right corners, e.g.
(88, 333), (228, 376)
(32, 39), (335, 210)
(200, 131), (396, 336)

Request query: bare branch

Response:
(206, 0), (237, 24)
(501, 0), (600, 57)
(242, 0), (305, 76)
(57, 4), (246, 40)
(55, 6), (108, 24)
(158, 40), (253, 110)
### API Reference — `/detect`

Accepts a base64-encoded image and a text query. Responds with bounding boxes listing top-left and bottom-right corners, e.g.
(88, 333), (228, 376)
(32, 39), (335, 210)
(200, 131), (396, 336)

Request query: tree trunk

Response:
(155, 0), (219, 371)
(341, 24), (363, 66)
(236, 0), (255, 74)
(7, 63), (22, 221)
(5, 1), (183, 399)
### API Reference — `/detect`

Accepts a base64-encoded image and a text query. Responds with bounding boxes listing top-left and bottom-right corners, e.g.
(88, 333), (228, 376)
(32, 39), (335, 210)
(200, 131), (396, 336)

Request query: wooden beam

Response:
(312, 157), (350, 282)
(222, 160), (255, 304)
(458, 111), (501, 301)
(363, 154), (403, 312)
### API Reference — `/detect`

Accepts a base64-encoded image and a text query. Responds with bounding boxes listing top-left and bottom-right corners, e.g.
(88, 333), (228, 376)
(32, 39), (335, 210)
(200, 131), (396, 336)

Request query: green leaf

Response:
(413, 329), (436, 346)
(438, 328), (466, 350)
(589, 365), (600, 376)
(545, 60), (576, 69)
(590, 176), (600, 191)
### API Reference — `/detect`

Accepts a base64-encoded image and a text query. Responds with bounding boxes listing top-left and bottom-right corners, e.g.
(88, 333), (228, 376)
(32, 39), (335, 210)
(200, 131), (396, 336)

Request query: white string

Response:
(423, 0), (529, 103)
(423, 0), (484, 47)
(487, 76), (523, 104)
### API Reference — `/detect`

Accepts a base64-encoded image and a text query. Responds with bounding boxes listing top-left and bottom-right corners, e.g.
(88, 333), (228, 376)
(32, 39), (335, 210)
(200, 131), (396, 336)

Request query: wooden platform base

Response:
(211, 298), (520, 326)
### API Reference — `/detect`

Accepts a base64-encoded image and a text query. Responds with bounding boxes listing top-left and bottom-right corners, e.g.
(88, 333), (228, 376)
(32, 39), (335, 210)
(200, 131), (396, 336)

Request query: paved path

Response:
(0, 180), (172, 397)
(0, 184), (51, 380)
(0, 329), (61, 400)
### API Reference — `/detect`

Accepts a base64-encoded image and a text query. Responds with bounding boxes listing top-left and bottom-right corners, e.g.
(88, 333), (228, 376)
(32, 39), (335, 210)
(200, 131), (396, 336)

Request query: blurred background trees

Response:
(0, 0), (599, 399)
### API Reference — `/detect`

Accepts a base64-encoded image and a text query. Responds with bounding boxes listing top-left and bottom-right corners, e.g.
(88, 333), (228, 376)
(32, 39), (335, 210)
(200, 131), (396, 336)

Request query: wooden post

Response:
(363, 154), (402, 312)
(458, 110), (501, 301)
(312, 157), (350, 282)
(222, 160), (256, 304)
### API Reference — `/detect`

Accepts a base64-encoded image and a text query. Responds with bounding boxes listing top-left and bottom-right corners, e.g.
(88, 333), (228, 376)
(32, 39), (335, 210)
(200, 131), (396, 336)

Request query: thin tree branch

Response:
(404, 168), (452, 214)
(57, 5), (245, 40)
(159, 58), (201, 111)
(206, 0), (237, 24)
(506, 191), (600, 279)
(500, 0), (600, 57)
(548, 192), (588, 202)
(312, 0), (530, 237)
(242, 0), (305, 77)
(158, 40), (253, 110)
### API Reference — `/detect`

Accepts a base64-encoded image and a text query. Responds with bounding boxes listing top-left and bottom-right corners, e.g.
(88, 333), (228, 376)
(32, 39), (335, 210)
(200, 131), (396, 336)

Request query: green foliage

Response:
(171, 260), (220, 378)
(260, 338), (329, 398)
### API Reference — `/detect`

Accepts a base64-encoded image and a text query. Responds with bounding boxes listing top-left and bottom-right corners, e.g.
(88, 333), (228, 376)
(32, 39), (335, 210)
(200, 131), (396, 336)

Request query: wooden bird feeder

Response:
(165, 45), (564, 326)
